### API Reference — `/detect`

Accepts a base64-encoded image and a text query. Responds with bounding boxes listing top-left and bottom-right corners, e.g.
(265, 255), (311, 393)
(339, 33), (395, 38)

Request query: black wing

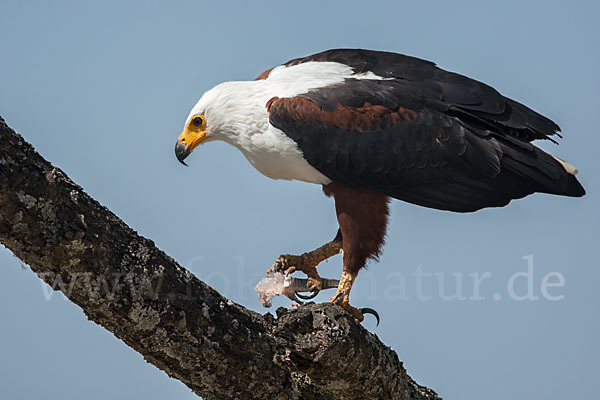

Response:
(267, 49), (585, 212)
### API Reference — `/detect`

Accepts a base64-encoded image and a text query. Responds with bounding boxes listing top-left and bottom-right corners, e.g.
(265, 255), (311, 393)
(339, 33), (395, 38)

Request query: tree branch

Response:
(0, 116), (440, 400)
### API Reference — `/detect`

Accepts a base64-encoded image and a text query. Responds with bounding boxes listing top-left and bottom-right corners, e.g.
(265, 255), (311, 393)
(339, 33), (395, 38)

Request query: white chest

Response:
(235, 124), (331, 184)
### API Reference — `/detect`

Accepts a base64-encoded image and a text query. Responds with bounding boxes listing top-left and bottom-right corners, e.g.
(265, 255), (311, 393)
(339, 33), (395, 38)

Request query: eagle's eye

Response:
(192, 116), (204, 127)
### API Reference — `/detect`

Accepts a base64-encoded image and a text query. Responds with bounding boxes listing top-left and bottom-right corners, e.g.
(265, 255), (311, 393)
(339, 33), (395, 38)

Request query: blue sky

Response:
(0, 1), (598, 399)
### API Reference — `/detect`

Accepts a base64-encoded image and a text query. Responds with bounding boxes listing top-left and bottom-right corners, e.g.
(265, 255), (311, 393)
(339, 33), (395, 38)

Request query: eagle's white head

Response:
(174, 81), (269, 165)
(174, 61), (355, 166)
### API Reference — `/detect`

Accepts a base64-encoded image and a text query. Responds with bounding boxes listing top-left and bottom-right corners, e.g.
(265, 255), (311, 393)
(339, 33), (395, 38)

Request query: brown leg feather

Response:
(323, 183), (390, 321)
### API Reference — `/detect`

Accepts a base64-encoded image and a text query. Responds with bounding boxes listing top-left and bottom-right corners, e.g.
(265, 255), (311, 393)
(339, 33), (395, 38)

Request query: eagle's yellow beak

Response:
(175, 116), (206, 166)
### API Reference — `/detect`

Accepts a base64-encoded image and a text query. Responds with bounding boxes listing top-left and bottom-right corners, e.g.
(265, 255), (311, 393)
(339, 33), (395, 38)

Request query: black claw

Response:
(360, 307), (380, 327)
(286, 292), (304, 305)
(296, 289), (320, 300)
(273, 262), (283, 273)
(332, 292), (344, 304)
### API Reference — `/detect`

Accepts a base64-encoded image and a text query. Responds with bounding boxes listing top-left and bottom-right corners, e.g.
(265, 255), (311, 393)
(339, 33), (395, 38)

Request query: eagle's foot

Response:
(270, 254), (322, 292)
(330, 270), (380, 325)
(306, 275), (322, 293)
(331, 292), (364, 321)
(267, 235), (343, 299)
(331, 292), (380, 325)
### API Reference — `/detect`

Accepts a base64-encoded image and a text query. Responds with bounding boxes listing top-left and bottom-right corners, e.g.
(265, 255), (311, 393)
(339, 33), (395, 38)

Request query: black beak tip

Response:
(175, 141), (190, 166)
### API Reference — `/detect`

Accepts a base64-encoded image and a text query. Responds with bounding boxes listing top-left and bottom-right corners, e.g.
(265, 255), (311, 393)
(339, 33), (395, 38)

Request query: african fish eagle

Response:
(175, 49), (585, 322)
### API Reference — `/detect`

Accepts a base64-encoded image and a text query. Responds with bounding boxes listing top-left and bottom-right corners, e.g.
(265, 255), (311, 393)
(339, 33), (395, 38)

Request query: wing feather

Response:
(266, 50), (584, 211)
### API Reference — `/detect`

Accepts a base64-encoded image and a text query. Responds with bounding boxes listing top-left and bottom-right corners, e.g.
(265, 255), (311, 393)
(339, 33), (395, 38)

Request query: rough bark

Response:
(0, 116), (440, 400)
